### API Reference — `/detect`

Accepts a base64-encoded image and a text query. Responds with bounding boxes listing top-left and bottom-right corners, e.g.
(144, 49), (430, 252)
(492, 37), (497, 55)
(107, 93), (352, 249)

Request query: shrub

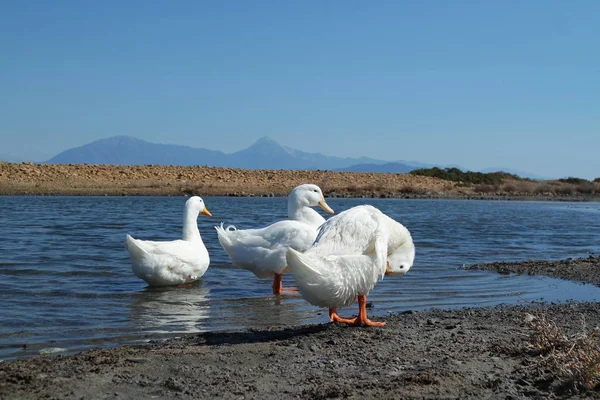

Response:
(525, 312), (600, 391)
(576, 183), (596, 194)
(533, 184), (554, 195)
(594, 178), (600, 183)
(410, 167), (528, 185)
(554, 185), (575, 196)
(504, 181), (536, 193)
(558, 177), (590, 185)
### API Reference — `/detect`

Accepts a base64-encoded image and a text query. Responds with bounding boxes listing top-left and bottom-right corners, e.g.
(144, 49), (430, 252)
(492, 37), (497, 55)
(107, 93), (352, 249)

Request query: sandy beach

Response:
(2, 256), (600, 399)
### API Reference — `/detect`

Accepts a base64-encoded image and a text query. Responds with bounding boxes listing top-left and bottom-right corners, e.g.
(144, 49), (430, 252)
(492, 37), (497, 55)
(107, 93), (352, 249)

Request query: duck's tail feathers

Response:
(214, 222), (237, 247)
(125, 234), (148, 258)
(286, 248), (325, 278)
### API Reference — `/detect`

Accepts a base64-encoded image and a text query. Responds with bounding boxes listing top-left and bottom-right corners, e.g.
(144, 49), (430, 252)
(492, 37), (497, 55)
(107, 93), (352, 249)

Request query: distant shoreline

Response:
(1, 162), (599, 201)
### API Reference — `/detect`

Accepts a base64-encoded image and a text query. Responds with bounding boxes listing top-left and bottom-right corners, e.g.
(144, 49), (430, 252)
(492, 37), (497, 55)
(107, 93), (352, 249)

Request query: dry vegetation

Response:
(523, 312), (600, 392)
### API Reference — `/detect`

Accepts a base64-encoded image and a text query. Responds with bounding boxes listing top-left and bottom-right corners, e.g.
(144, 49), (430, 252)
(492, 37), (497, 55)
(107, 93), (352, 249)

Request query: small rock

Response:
(524, 313), (535, 323)
(39, 347), (67, 355)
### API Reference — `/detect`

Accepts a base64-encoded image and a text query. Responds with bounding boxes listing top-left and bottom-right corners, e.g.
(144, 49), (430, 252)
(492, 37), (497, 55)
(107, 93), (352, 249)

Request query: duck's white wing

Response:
(287, 205), (392, 307)
(305, 206), (390, 281)
(127, 236), (203, 265)
(126, 235), (208, 285)
(287, 249), (380, 307)
(215, 220), (317, 277)
(224, 221), (314, 248)
(311, 205), (387, 257)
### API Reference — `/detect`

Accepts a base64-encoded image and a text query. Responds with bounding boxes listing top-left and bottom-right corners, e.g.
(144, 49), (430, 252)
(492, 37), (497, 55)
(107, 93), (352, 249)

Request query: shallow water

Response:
(1, 196), (599, 360)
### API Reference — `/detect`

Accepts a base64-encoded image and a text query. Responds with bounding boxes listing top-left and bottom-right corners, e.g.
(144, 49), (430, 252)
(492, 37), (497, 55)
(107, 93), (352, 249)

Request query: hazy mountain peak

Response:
(93, 135), (141, 144)
(245, 136), (289, 153)
(253, 136), (277, 145)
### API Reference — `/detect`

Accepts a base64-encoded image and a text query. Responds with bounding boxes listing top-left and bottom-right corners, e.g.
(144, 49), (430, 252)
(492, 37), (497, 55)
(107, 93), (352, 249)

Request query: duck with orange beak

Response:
(125, 196), (212, 287)
(286, 205), (415, 326)
(216, 184), (334, 295)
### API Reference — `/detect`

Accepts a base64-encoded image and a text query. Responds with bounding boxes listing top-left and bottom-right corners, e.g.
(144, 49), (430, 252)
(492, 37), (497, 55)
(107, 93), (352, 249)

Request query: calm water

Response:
(1, 196), (600, 360)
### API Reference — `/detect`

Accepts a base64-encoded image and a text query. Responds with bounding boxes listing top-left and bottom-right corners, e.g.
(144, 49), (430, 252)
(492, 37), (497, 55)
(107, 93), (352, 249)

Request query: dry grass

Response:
(576, 183), (597, 195)
(474, 184), (499, 193)
(525, 312), (600, 391)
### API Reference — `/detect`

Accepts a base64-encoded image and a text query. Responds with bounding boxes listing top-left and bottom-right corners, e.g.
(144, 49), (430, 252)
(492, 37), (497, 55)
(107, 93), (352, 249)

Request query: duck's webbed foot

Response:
(353, 295), (385, 327)
(329, 308), (357, 324)
(328, 297), (386, 327)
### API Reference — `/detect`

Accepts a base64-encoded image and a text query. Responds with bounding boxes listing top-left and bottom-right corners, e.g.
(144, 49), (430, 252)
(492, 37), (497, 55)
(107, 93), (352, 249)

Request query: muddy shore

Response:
(2, 256), (600, 399)
(1, 162), (598, 201)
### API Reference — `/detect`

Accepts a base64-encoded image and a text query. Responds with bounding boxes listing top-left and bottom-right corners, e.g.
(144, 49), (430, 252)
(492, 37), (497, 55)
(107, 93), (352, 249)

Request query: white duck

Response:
(125, 196), (212, 287)
(286, 205), (415, 326)
(215, 184), (334, 295)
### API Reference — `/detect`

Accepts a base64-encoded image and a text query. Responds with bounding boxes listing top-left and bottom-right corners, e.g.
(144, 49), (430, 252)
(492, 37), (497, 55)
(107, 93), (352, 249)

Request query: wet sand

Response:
(2, 256), (600, 399)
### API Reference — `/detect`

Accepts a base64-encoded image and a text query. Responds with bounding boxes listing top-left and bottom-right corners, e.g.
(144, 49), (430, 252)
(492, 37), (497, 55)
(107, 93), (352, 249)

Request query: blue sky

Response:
(1, 1), (598, 179)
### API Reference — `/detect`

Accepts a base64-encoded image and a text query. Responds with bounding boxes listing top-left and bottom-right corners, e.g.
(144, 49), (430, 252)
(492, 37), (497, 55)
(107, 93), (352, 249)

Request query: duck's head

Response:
(290, 184), (334, 214)
(186, 196), (212, 217)
(385, 240), (415, 277)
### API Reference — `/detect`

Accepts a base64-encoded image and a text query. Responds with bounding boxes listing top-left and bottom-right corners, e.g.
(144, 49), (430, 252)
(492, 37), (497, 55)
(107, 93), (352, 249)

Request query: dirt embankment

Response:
(2, 256), (600, 399)
(0, 162), (454, 197)
(1, 162), (599, 200)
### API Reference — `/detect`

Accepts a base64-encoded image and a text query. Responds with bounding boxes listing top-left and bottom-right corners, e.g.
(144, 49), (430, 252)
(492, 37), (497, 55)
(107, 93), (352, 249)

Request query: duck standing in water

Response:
(286, 205), (415, 326)
(215, 184), (334, 295)
(125, 196), (212, 287)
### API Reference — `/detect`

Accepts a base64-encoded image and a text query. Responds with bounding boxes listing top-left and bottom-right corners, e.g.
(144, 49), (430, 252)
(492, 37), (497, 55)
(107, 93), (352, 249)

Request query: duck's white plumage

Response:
(215, 220), (320, 278)
(286, 205), (415, 309)
(125, 196), (211, 287)
(215, 184), (334, 279)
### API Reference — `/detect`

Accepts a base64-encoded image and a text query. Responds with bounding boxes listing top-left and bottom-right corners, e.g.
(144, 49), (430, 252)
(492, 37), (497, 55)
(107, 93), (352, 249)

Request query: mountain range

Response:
(43, 136), (420, 172)
(1, 135), (545, 178)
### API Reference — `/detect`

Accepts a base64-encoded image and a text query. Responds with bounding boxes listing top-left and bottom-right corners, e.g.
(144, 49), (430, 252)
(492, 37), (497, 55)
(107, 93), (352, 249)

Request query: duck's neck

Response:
(288, 199), (325, 228)
(182, 208), (202, 242)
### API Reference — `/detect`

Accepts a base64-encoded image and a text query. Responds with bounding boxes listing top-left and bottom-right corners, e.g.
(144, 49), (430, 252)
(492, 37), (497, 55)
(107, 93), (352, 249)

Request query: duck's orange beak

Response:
(318, 198), (334, 214)
(385, 261), (393, 276)
(201, 207), (212, 217)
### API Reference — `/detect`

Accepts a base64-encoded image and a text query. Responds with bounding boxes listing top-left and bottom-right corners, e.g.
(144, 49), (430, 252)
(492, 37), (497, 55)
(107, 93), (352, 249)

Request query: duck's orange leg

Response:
(328, 297), (385, 327)
(272, 273), (283, 295)
(329, 307), (356, 324)
(353, 295), (385, 327)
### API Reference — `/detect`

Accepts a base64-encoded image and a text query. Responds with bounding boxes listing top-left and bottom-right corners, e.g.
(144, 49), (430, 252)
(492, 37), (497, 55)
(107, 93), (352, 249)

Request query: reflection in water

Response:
(130, 283), (210, 334)
(210, 293), (324, 331)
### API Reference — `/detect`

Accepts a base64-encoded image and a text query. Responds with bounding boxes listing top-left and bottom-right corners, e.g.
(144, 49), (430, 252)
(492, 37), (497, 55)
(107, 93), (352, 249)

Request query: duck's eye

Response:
(313, 189), (318, 192)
